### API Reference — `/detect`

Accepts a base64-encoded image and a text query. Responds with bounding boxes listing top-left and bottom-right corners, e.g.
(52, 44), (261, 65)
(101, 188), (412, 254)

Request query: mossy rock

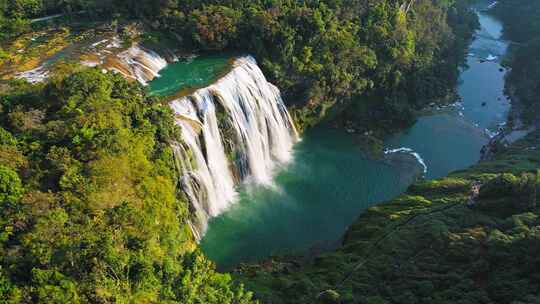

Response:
(317, 290), (341, 304)
(409, 178), (470, 197)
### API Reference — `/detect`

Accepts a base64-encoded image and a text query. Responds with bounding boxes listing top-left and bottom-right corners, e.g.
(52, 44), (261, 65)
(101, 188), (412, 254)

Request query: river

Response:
(149, 4), (509, 269)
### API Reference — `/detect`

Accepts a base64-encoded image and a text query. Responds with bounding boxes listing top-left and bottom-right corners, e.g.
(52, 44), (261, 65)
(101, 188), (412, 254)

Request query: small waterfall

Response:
(170, 56), (298, 239)
(108, 45), (168, 85)
(16, 41), (169, 85)
(16, 65), (49, 83)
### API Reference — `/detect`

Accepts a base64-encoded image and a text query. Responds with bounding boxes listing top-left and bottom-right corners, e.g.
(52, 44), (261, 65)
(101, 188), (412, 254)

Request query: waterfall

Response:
(17, 42), (169, 85)
(16, 65), (49, 83)
(108, 45), (168, 85)
(170, 56), (298, 239)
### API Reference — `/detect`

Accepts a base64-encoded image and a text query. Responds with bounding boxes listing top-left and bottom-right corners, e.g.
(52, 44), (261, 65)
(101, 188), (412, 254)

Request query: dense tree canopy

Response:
(492, 0), (540, 126)
(1, 0), (478, 133)
(0, 0), (483, 302)
(0, 70), (255, 303)
(0, 165), (22, 205)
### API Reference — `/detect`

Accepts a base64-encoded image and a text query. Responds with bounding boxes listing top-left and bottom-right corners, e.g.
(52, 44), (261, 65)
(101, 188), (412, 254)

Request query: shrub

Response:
(0, 165), (23, 205)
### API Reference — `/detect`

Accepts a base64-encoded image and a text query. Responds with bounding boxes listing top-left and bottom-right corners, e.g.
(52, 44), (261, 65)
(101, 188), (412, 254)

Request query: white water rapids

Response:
(384, 147), (428, 175)
(170, 56), (298, 239)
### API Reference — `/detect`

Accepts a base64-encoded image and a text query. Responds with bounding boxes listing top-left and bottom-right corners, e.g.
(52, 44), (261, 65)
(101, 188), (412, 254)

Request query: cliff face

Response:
(236, 130), (540, 304)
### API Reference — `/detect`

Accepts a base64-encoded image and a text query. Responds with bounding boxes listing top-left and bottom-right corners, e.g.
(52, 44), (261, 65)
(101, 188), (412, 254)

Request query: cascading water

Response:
(16, 41), (169, 84)
(108, 45), (168, 85)
(170, 56), (298, 239)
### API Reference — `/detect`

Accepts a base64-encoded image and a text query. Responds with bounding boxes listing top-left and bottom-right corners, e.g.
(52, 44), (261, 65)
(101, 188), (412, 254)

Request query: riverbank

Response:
(199, 2), (509, 268)
(480, 86), (534, 161)
(233, 2), (540, 302)
(235, 130), (540, 304)
(480, 4), (540, 161)
(479, 0), (540, 162)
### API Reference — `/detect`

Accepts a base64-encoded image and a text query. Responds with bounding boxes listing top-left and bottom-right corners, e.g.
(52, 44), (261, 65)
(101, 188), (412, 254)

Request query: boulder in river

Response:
(383, 148), (426, 183)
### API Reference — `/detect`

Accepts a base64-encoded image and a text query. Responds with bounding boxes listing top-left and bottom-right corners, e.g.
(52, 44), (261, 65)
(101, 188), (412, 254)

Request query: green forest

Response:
(0, 70), (256, 302)
(233, 1), (540, 303)
(1, 0), (539, 303)
(492, 0), (540, 126)
(1, 0), (478, 133)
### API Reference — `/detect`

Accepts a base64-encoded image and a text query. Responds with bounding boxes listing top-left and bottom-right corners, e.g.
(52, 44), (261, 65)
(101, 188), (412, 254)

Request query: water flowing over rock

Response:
(107, 45), (168, 85)
(170, 56), (299, 239)
(384, 147), (428, 175)
(15, 65), (49, 83)
(16, 40), (169, 85)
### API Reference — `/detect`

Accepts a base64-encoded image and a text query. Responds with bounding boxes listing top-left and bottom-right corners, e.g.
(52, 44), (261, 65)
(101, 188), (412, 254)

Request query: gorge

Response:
(1, 0), (539, 303)
(142, 2), (513, 269)
(22, 0), (510, 274)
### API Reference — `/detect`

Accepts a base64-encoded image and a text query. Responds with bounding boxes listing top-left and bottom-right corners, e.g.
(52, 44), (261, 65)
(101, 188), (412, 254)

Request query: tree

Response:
(0, 127), (17, 146)
(0, 165), (23, 205)
(189, 5), (241, 50)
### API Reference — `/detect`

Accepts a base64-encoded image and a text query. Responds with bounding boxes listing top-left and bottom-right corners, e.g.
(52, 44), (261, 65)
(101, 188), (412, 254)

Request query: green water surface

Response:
(201, 128), (412, 268)
(149, 55), (230, 96)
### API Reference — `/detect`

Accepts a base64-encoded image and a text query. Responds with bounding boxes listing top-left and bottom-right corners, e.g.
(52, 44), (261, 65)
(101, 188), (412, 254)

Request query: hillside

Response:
(234, 1), (540, 302)
(0, 0), (527, 303)
(0, 0), (478, 134)
(236, 129), (540, 303)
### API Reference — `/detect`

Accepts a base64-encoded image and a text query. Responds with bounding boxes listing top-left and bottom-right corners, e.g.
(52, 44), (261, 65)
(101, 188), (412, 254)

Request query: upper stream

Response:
(149, 6), (510, 269)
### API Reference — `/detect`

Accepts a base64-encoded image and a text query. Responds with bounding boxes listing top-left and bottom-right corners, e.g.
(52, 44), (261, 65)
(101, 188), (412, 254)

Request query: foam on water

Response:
(384, 147), (428, 175)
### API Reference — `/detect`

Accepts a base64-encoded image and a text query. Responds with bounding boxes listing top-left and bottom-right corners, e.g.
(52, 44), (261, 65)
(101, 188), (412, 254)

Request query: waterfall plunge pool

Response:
(149, 7), (510, 269)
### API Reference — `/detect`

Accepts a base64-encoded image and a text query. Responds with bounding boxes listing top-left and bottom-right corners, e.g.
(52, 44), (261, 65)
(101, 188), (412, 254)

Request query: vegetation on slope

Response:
(235, 2), (540, 303)
(0, 0), (495, 302)
(2, 0), (478, 134)
(0, 71), (255, 303)
(492, 0), (540, 126)
(236, 130), (540, 304)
